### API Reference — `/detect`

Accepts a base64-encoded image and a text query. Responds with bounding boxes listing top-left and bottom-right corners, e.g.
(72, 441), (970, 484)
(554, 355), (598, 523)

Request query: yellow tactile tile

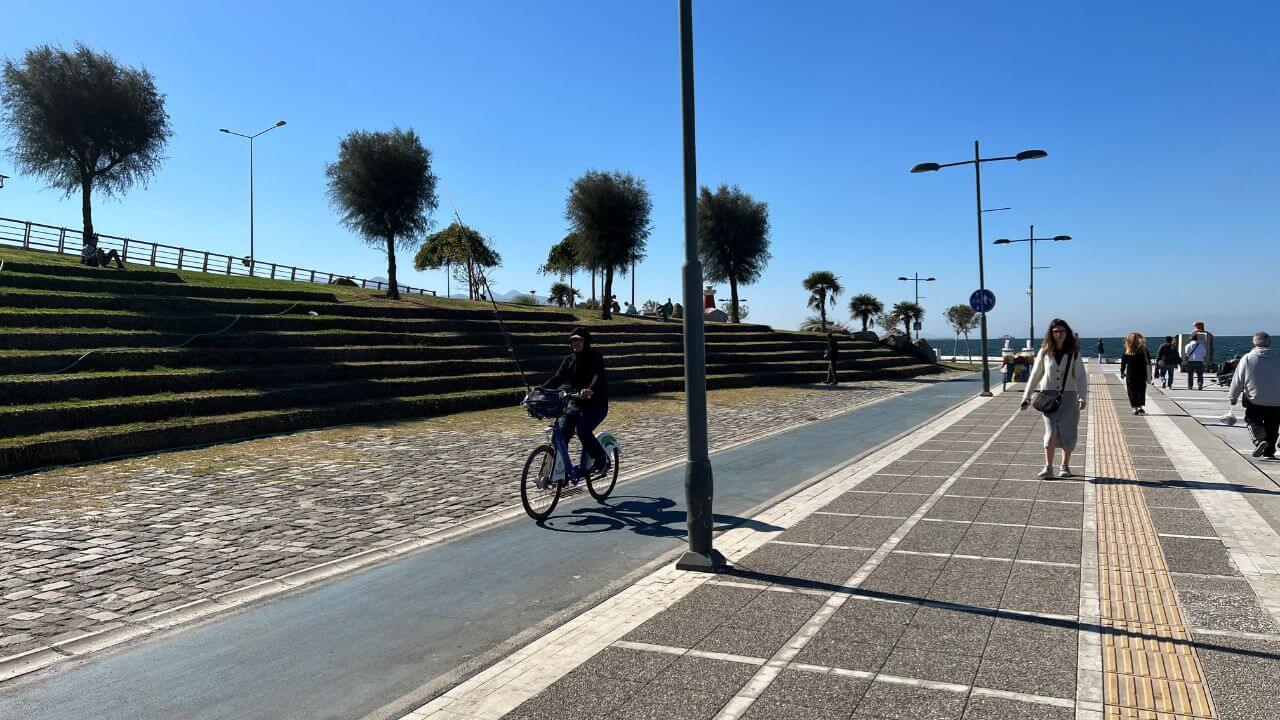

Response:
(1093, 381), (1217, 719)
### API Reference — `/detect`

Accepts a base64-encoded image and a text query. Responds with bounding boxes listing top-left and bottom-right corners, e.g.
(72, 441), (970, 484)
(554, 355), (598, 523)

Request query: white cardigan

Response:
(1021, 349), (1088, 402)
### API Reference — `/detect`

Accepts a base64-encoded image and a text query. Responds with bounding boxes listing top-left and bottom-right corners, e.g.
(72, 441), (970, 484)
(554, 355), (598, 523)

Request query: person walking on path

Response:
(1184, 332), (1209, 390)
(660, 298), (674, 322)
(1120, 332), (1153, 415)
(1229, 332), (1280, 458)
(823, 332), (840, 385)
(1021, 318), (1089, 478)
(1096, 338), (1105, 364)
(1155, 335), (1180, 389)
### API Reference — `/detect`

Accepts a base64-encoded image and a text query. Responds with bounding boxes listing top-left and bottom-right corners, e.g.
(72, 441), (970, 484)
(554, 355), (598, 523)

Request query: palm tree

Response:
(548, 281), (579, 307)
(802, 271), (843, 332)
(849, 294), (884, 332)
(892, 301), (925, 337)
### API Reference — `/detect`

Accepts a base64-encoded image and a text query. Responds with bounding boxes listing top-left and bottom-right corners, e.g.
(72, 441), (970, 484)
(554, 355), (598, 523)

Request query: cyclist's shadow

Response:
(538, 495), (782, 539)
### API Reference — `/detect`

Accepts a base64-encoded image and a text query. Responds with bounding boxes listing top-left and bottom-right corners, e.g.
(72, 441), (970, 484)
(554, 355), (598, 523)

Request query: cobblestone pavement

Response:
(0, 375), (962, 660)
(414, 369), (1280, 720)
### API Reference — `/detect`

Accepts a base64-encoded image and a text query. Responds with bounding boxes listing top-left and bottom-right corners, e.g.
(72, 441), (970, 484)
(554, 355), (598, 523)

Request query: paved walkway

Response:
(411, 369), (1280, 720)
(0, 376), (958, 670)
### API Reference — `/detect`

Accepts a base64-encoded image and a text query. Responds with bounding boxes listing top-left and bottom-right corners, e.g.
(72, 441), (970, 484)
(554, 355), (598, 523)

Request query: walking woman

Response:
(1021, 318), (1089, 478)
(1120, 332), (1153, 414)
(824, 332), (840, 385)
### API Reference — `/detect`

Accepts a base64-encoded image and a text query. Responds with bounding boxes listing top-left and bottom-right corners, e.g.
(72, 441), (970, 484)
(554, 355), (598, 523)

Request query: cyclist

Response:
(542, 327), (610, 476)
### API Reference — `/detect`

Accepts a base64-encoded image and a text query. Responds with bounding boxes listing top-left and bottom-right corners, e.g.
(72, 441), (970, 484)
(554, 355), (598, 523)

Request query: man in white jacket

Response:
(1229, 332), (1280, 458)
(1184, 333), (1209, 390)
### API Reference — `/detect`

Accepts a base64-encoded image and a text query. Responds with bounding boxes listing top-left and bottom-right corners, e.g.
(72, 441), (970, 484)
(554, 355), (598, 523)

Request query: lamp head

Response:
(1053, 235), (1071, 241)
(1014, 149), (1048, 161)
(925, 277), (936, 281)
(910, 162), (940, 173)
(897, 276), (909, 281)
(219, 128), (230, 133)
(994, 238), (1012, 245)
(275, 120), (287, 127)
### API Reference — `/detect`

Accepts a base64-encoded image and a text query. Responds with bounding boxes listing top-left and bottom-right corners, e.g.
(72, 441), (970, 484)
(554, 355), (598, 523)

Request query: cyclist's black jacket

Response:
(544, 349), (608, 408)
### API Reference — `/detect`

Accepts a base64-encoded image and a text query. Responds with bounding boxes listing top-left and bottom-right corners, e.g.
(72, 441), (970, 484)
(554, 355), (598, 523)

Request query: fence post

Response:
(270, 263), (277, 280)
(177, 248), (185, 270)
(122, 238), (130, 262)
(149, 244), (157, 266)
(327, 273), (333, 284)
(22, 221), (32, 250)
(202, 252), (209, 272)
(57, 228), (67, 254)
(226, 256), (233, 275)
(310, 269), (316, 283)
(290, 267), (296, 281)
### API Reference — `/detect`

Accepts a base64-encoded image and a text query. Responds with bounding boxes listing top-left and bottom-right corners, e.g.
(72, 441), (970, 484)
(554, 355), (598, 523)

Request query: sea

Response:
(929, 335), (1263, 361)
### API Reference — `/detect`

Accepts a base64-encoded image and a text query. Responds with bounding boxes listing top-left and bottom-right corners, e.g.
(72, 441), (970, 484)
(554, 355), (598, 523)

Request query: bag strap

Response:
(1057, 353), (1075, 392)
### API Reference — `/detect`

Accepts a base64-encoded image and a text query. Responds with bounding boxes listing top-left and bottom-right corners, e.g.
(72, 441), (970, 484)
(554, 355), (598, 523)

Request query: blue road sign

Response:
(969, 289), (996, 313)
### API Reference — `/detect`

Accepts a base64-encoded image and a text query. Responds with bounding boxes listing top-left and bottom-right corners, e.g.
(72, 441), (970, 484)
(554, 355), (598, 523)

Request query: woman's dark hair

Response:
(1041, 318), (1080, 355)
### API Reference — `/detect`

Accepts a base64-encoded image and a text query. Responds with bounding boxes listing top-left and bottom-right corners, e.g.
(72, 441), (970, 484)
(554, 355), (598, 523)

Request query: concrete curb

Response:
(0, 375), (969, 685)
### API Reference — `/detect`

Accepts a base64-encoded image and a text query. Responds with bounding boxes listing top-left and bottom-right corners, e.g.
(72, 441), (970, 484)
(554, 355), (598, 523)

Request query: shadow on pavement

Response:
(1092, 475), (1280, 496)
(721, 567), (1280, 662)
(537, 495), (783, 538)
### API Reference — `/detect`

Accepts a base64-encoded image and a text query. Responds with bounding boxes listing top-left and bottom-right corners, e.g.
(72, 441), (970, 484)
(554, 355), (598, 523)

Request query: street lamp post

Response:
(220, 120), (287, 274)
(896, 273), (935, 339)
(911, 142), (1047, 396)
(675, 0), (722, 573)
(994, 226), (1071, 348)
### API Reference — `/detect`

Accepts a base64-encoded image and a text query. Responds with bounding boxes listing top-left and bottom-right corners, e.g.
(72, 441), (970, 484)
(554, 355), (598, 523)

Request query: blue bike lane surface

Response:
(0, 374), (981, 720)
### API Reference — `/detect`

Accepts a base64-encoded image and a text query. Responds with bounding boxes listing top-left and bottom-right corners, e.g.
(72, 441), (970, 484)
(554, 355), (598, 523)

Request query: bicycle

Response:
(519, 388), (621, 521)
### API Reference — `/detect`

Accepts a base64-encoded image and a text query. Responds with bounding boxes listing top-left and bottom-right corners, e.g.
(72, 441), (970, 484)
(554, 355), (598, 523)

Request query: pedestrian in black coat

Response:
(1119, 332), (1152, 414)
(824, 333), (840, 385)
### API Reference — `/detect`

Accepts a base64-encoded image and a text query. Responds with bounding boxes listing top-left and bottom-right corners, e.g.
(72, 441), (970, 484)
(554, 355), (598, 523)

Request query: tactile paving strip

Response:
(1094, 381), (1215, 720)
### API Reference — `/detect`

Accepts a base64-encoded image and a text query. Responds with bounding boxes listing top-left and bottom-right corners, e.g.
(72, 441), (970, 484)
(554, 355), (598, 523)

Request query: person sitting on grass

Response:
(81, 234), (126, 269)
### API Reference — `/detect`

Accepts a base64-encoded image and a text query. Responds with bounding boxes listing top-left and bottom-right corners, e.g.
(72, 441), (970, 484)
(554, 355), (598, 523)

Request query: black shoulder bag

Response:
(1032, 352), (1075, 414)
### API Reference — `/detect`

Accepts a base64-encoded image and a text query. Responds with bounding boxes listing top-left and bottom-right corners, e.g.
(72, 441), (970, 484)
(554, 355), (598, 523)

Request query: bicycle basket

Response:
(522, 388), (566, 420)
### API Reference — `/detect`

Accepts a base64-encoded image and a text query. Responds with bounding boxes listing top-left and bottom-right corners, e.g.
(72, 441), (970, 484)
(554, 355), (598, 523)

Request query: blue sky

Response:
(2, 1), (1277, 337)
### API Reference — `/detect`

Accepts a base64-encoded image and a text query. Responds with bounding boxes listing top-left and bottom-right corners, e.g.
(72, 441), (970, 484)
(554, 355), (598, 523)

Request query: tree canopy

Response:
(802, 270), (843, 333)
(892, 300), (925, 336)
(565, 169), (651, 319)
(325, 127), (438, 300)
(944, 304), (980, 359)
(1, 42), (172, 241)
(698, 184), (771, 323)
(540, 232), (584, 297)
(849, 294), (884, 332)
(414, 221), (501, 301)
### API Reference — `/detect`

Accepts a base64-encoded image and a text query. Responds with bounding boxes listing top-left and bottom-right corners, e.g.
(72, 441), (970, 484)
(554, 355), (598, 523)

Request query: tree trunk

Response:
(903, 318), (911, 336)
(601, 266), (614, 319)
(861, 315), (869, 332)
(466, 258), (476, 301)
(728, 276), (740, 323)
(591, 269), (596, 303)
(81, 175), (95, 245)
(569, 269), (574, 304)
(385, 234), (400, 300)
(819, 295), (828, 332)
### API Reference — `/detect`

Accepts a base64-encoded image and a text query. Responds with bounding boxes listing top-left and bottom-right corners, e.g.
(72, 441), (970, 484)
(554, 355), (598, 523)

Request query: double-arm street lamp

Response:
(220, 120), (287, 273)
(897, 273), (935, 339)
(994, 226), (1071, 348)
(910, 142), (1047, 396)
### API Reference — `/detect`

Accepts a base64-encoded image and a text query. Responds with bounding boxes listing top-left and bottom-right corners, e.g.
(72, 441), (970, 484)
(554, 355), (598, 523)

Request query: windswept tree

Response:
(414, 221), (501, 301)
(944, 304), (980, 360)
(1, 43), (172, 242)
(565, 170), (651, 320)
(697, 184), (771, 323)
(326, 127), (437, 300)
(893, 300), (925, 337)
(802, 270), (843, 333)
(849, 294), (884, 332)
(540, 233), (582, 298)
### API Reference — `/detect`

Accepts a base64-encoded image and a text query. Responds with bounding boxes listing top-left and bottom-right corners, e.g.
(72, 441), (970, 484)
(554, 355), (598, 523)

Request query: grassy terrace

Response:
(0, 246), (940, 474)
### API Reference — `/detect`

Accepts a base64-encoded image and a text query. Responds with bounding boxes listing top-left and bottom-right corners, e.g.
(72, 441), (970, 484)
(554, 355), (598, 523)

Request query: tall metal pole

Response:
(676, 0), (721, 572)
(973, 140), (992, 396)
(632, 259), (636, 307)
(913, 273), (921, 339)
(1028, 224), (1034, 348)
(249, 136), (255, 275)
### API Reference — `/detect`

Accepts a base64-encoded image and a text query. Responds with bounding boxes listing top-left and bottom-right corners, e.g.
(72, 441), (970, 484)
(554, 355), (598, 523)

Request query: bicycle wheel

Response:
(521, 445), (561, 521)
(587, 445), (620, 501)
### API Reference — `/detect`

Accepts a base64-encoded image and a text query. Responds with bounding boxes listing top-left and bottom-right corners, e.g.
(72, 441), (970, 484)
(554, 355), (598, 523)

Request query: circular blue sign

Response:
(969, 289), (996, 313)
